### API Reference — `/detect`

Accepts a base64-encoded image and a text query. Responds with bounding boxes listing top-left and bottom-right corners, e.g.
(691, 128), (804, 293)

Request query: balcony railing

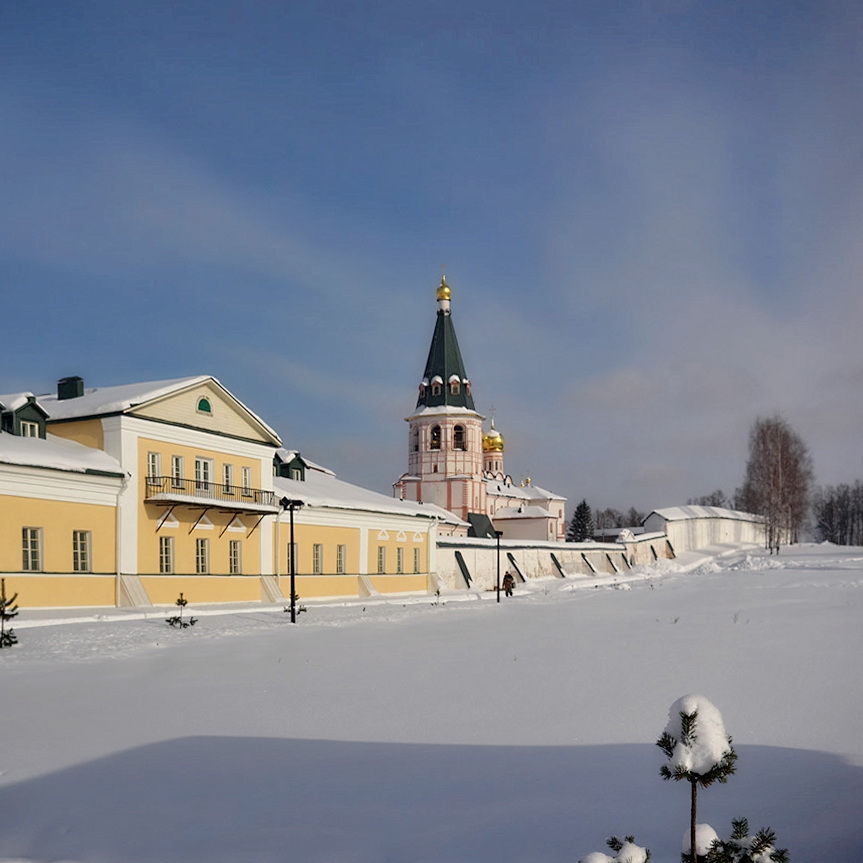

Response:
(144, 476), (277, 510)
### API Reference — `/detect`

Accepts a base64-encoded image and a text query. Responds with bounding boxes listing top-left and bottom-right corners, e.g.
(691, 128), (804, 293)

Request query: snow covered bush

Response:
(657, 695), (737, 863)
(578, 835), (650, 863)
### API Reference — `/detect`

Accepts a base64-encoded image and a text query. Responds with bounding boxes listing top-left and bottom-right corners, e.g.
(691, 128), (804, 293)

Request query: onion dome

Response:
(436, 274), (451, 302)
(483, 418), (505, 453)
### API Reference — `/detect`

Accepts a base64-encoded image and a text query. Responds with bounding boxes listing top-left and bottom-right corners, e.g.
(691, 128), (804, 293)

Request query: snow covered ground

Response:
(1, 543), (861, 862)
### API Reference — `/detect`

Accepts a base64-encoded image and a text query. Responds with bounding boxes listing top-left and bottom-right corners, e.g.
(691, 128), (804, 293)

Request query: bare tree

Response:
(740, 415), (813, 552)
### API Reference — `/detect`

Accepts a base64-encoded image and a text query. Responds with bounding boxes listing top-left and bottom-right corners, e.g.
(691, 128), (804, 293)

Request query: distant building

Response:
(393, 277), (566, 541)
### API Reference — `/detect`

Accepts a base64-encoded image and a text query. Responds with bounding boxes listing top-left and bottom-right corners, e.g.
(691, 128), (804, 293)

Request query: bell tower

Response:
(394, 276), (486, 521)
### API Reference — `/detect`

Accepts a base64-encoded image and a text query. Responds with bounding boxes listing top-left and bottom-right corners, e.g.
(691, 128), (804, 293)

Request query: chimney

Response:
(57, 376), (84, 400)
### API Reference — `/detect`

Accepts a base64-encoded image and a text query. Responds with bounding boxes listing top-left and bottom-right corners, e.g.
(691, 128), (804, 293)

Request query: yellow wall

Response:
(0, 496), (116, 574)
(275, 523), (360, 575)
(367, 532), (427, 575)
(369, 575), (429, 594)
(2, 575), (116, 608)
(46, 418), (105, 450)
(140, 576), (262, 604)
(293, 575), (360, 598)
(137, 437), (264, 575)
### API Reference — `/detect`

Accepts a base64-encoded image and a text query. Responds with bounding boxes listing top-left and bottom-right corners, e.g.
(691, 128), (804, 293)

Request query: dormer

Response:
(274, 450), (307, 481)
(0, 394), (48, 439)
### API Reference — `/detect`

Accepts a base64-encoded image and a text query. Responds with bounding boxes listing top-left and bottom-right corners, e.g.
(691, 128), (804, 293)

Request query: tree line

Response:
(569, 414), (862, 551)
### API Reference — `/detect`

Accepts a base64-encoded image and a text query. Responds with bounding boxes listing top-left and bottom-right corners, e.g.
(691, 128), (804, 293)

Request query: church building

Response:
(394, 277), (566, 542)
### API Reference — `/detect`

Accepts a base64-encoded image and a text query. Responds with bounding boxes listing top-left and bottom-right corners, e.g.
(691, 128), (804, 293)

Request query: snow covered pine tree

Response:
(657, 695), (737, 863)
(567, 499), (594, 542)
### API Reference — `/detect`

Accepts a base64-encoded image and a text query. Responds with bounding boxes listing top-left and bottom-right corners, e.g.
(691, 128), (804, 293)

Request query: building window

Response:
(196, 538), (210, 574)
(229, 540), (242, 574)
(195, 457), (213, 491)
(22, 527), (42, 571)
(396, 547), (404, 574)
(313, 543), (323, 574)
(20, 421), (40, 438)
(171, 455), (184, 488)
(413, 547), (421, 573)
(159, 536), (174, 574)
(223, 463), (234, 493)
(241, 467), (252, 496)
(197, 397), (212, 414)
(454, 425), (465, 450)
(411, 427), (419, 452)
(377, 546), (386, 574)
(73, 530), (91, 573)
(449, 377), (460, 395)
(147, 452), (161, 478)
(336, 544), (346, 574)
(430, 425), (441, 450)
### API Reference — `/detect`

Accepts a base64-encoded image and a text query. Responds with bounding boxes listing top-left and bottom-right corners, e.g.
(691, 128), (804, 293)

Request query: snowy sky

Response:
(3, 1), (862, 511)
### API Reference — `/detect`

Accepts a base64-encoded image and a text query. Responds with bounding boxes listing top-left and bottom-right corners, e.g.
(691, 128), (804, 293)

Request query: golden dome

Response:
(483, 419), (505, 453)
(436, 274), (451, 302)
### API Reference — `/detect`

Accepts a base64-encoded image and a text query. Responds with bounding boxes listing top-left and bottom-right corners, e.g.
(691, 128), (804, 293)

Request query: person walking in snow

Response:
(502, 572), (515, 597)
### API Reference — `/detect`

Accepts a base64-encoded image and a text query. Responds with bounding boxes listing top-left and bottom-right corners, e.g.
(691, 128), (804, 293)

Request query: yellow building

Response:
(1, 376), (443, 608)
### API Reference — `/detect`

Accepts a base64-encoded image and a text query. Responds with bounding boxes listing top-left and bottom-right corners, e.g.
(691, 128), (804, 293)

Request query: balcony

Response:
(144, 476), (279, 514)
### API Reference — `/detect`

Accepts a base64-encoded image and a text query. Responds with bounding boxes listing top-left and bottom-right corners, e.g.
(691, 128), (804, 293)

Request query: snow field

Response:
(0, 543), (861, 862)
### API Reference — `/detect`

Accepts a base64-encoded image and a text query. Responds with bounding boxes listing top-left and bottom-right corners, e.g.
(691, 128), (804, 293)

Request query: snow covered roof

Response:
(273, 472), (446, 522)
(0, 392), (36, 412)
(484, 478), (565, 503)
(0, 433), (125, 477)
(405, 405), (485, 421)
(274, 448), (335, 477)
(647, 505), (762, 523)
(37, 376), (281, 442)
(493, 505), (555, 520)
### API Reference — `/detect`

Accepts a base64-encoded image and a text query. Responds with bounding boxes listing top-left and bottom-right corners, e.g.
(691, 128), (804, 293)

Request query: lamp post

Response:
(280, 497), (304, 623)
(494, 530), (503, 603)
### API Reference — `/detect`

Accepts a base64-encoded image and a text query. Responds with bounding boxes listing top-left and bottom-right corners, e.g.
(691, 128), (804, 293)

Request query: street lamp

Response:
(494, 530), (503, 603)
(280, 497), (304, 623)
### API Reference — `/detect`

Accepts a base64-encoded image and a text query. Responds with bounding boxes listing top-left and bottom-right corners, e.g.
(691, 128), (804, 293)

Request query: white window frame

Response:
(241, 466), (252, 496)
(195, 457), (213, 492)
(223, 463), (234, 493)
(195, 538), (210, 574)
(22, 527), (42, 571)
(171, 455), (184, 488)
(313, 543), (323, 574)
(396, 547), (404, 574)
(73, 530), (91, 573)
(413, 547), (421, 573)
(147, 452), (161, 479)
(229, 540), (242, 575)
(159, 536), (174, 574)
(20, 420), (39, 438)
(336, 544), (346, 574)
(377, 546), (386, 574)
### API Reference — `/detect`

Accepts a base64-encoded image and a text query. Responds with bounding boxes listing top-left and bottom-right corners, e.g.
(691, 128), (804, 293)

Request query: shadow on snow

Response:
(0, 740), (860, 862)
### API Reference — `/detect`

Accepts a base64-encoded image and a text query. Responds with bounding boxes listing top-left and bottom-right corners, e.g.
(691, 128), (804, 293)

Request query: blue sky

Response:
(2, 0), (861, 512)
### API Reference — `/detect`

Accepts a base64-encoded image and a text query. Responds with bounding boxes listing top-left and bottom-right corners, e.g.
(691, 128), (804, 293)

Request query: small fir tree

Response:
(166, 592), (197, 628)
(567, 499), (595, 542)
(704, 818), (788, 863)
(657, 695), (738, 863)
(0, 578), (19, 648)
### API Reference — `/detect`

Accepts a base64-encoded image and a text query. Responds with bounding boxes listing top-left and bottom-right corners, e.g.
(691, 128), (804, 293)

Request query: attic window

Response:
(197, 397), (212, 414)
(449, 375), (460, 395)
(431, 375), (442, 396)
